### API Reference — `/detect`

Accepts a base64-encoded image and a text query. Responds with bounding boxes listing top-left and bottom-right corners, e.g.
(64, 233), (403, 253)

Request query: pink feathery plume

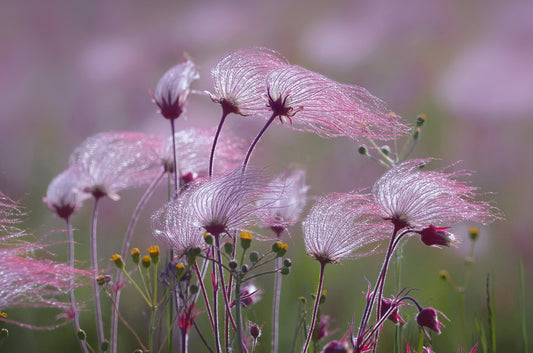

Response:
(153, 59), (199, 121)
(183, 168), (284, 237)
(303, 193), (389, 264)
(258, 169), (309, 231)
(265, 65), (408, 141)
(69, 131), (164, 200)
(372, 159), (500, 230)
(159, 127), (245, 181)
(151, 196), (207, 258)
(207, 47), (289, 116)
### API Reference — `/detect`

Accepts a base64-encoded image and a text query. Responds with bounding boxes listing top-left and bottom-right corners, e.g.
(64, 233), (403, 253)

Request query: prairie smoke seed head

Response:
(208, 47), (288, 116)
(153, 59), (199, 120)
(44, 166), (89, 219)
(303, 193), (388, 264)
(373, 159), (499, 230)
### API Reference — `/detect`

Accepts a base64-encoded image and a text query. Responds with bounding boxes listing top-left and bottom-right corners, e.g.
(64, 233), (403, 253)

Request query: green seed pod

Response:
(283, 258), (292, 267)
(223, 241), (233, 255)
(249, 251), (259, 263)
(281, 267), (290, 275)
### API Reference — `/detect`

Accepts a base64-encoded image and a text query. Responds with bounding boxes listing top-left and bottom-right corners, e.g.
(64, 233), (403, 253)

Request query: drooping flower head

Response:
(258, 169), (309, 234)
(303, 193), (388, 264)
(265, 65), (407, 141)
(151, 197), (206, 259)
(43, 166), (90, 219)
(207, 47), (288, 116)
(153, 59), (199, 120)
(372, 159), (498, 231)
(158, 127), (244, 181)
(69, 131), (164, 200)
(184, 168), (284, 237)
(416, 307), (449, 338)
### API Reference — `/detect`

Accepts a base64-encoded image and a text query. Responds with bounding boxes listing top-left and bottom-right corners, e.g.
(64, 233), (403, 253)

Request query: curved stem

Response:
(170, 119), (179, 193)
(234, 275), (245, 353)
(111, 170), (165, 353)
(194, 263), (215, 330)
(242, 113), (277, 172)
(271, 256), (282, 353)
(213, 235), (237, 331)
(209, 111), (229, 177)
(90, 196), (105, 352)
(302, 262), (326, 353)
(65, 217), (90, 353)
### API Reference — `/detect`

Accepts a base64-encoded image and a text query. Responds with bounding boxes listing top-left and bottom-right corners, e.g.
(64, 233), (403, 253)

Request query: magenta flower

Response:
(416, 307), (449, 338)
(417, 225), (456, 247)
(380, 297), (406, 325)
(258, 169), (309, 232)
(303, 193), (388, 264)
(159, 127), (244, 180)
(69, 131), (164, 200)
(207, 47), (288, 116)
(43, 166), (90, 219)
(372, 159), (498, 230)
(184, 168), (284, 237)
(153, 59), (199, 120)
(151, 197), (207, 258)
(265, 65), (407, 141)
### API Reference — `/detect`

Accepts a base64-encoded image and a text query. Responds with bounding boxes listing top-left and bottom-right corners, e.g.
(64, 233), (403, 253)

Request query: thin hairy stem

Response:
(111, 170), (165, 353)
(302, 261), (326, 353)
(209, 111), (229, 177)
(170, 119), (179, 193)
(242, 112), (277, 172)
(65, 217), (90, 353)
(90, 196), (105, 352)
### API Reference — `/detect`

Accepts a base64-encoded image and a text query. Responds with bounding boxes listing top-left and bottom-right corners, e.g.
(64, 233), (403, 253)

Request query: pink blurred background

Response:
(1, 0), (532, 351)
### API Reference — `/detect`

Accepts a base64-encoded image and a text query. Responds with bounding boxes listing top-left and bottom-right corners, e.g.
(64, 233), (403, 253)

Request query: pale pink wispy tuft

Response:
(207, 47), (288, 116)
(372, 159), (500, 229)
(43, 166), (91, 219)
(0, 193), (91, 319)
(303, 193), (389, 264)
(258, 169), (309, 230)
(153, 59), (199, 120)
(69, 131), (164, 200)
(183, 168), (284, 236)
(159, 127), (244, 180)
(151, 197), (207, 258)
(265, 65), (408, 141)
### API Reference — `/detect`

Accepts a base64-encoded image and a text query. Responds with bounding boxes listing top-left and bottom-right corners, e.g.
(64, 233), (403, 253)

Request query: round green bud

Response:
(1, 328), (8, 339)
(249, 251), (259, 263)
(130, 248), (141, 265)
(280, 267), (290, 275)
(358, 146), (367, 155)
(204, 232), (214, 245)
(189, 284), (199, 295)
(319, 290), (327, 304)
(283, 258), (292, 267)
(77, 328), (86, 340)
(223, 241), (233, 255)
(241, 264), (249, 273)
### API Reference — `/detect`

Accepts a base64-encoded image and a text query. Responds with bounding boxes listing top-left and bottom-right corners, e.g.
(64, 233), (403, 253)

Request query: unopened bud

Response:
(131, 248), (141, 264)
(148, 245), (160, 265)
(280, 267), (290, 275)
(240, 231), (252, 250)
(416, 113), (426, 127)
(96, 275), (111, 286)
(380, 145), (391, 156)
(272, 241), (288, 257)
(249, 251), (259, 263)
(241, 264), (249, 273)
(250, 322), (261, 339)
(358, 146), (367, 155)
(110, 254), (125, 269)
(101, 339), (109, 351)
(142, 255), (151, 269)
(319, 290), (327, 304)
(176, 262), (185, 276)
(204, 232), (214, 245)
(299, 296), (307, 304)
(439, 270), (448, 280)
(189, 284), (199, 295)
(0, 328), (8, 339)
(229, 260), (238, 270)
(223, 241), (233, 255)
(77, 329), (86, 340)
(283, 258), (292, 267)
(468, 227), (480, 241)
